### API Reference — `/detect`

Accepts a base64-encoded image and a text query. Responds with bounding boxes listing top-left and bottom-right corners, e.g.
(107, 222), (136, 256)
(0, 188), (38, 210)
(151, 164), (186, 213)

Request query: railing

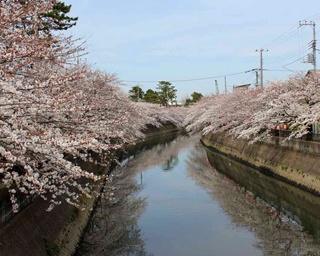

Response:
(270, 129), (320, 154)
(271, 129), (320, 142)
(0, 189), (35, 225)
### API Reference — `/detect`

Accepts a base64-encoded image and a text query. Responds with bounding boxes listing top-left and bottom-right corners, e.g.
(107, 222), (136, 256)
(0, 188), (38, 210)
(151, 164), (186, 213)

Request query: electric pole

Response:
(224, 76), (227, 94)
(256, 49), (268, 87)
(299, 21), (316, 71)
(137, 83), (141, 101)
(255, 69), (259, 88)
(245, 68), (260, 88)
(215, 80), (219, 95)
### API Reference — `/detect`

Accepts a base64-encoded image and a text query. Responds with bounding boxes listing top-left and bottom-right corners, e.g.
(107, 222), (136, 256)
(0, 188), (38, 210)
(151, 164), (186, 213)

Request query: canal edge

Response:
(201, 132), (320, 197)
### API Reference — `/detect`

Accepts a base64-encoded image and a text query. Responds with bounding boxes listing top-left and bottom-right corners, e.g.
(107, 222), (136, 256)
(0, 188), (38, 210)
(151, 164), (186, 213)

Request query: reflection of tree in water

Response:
(161, 155), (179, 171)
(126, 135), (198, 172)
(186, 144), (320, 256)
(77, 135), (199, 256)
(77, 160), (149, 256)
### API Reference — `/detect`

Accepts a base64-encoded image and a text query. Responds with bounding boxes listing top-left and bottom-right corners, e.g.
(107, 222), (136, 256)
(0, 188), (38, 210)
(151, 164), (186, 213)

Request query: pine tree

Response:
(41, 2), (78, 33)
(129, 85), (144, 101)
(144, 89), (159, 103)
(156, 81), (177, 106)
(13, 1), (78, 35)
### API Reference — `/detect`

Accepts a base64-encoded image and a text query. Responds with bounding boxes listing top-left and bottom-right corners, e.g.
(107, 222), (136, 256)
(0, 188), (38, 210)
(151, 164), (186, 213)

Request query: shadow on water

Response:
(188, 145), (320, 255)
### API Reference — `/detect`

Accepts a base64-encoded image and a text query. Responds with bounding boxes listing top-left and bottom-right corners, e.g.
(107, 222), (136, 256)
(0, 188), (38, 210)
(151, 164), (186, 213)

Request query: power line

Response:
(123, 16), (320, 88)
(283, 55), (308, 66)
(302, 13), (320, 22)
(264, 69), (299, 72)
(263, 25), (299, 50)
(264, 45), (310, 64)
(122, 71), (248, 84)
(241, 72), (255, 84)
(119, 83), (133, 87)
(262, 14), (320, 51)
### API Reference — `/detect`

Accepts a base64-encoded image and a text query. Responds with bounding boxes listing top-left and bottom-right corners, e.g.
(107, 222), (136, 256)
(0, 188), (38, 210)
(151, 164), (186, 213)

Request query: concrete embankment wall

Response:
(0, 122), (182, 256)
(0, 163), (102, 256)
(201, 132), (320, 195)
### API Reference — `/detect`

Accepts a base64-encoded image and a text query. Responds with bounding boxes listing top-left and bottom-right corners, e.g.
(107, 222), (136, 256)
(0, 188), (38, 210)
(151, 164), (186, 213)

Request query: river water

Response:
(76, 134), (320, 256)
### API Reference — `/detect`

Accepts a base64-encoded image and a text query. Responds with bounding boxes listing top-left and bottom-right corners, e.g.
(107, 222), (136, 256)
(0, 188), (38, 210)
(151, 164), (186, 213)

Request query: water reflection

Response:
(77, 135), (320, 256)
(161, 155), (179, 172)
(76, 151), (149, 256)
(77, 135), (196, 256)
(187, 144), (320, 255)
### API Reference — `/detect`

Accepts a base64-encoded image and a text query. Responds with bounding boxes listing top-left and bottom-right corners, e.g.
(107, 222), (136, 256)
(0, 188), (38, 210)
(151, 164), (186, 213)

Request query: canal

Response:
(76, 134), (320, 256)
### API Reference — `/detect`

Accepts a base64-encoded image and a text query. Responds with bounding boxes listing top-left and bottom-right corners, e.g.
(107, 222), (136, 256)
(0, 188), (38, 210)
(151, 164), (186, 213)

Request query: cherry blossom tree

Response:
(136, 102), (185, 130)
(184, 94), (218, 133)
(0, 0), (89, 212)
(0, 64), (145, 212)
(233, 73), (320, 141)
(0, 0), (145, 212)
(186, 73), (320, 142)
(185, 89), (263, 136)
(0, 0), (188, 213)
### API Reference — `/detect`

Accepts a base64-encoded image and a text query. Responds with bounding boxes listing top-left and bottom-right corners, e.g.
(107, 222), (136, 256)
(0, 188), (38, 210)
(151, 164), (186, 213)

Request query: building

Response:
(233, 83), (251, 91)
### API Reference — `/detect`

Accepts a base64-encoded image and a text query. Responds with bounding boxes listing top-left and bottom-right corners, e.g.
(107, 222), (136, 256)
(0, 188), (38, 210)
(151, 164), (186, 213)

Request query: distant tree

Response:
(180, 94), (189, 105)
(184, 98), (192, 106)
(144, 89), (159, 103)
(156, 81), (177, 106)
(183, 92), (203, 106)
(191, 92), (203, 103)
(129, 85), (144, 101)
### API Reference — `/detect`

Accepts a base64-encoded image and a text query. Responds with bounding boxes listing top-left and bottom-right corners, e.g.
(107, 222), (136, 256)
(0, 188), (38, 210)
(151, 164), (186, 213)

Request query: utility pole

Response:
(245, 68), (260, 89)
(299, 21), (316, 71)
(137, 83), (141, 101)
(215, 80), (219, 95)
(224, 76), (227, 94)
(255, 69), (259, 88)
(166, 88), (169, 105)
(256, 49), (268, 87)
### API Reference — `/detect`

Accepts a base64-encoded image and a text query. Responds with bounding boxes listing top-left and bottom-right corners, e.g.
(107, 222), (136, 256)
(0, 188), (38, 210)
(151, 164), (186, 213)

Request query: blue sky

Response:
(64, 0), (320, 100)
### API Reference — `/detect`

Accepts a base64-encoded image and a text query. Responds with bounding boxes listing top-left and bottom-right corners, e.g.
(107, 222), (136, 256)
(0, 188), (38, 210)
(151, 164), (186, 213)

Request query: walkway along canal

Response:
(76, 135), (320, 256)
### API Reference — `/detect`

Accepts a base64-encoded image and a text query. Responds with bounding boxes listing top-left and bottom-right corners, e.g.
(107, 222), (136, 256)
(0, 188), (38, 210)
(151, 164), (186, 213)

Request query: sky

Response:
(64, 0), (320, 100)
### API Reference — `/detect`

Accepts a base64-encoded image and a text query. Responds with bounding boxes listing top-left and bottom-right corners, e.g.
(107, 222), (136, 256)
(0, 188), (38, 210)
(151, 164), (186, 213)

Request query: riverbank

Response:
(201, 132), (320, 196)
(0, 123), (183, 256)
